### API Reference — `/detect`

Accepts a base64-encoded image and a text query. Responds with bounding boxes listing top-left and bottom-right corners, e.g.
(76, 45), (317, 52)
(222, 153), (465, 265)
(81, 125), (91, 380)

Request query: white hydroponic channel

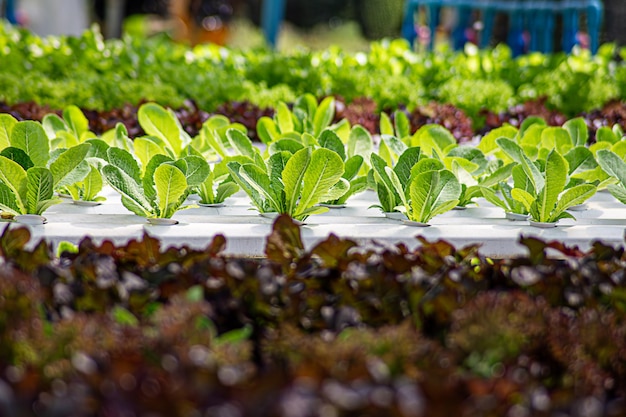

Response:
(2, 187), (625, 258)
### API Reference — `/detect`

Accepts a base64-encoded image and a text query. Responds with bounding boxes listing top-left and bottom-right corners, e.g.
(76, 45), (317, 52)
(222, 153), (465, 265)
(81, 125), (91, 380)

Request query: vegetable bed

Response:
(1, 219), (626, 416)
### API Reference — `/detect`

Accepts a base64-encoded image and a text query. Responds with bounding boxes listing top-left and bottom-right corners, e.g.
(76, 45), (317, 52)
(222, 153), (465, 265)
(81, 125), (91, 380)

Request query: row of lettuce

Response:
(0, 23), (624, 122)
(1, 95), (626, 225)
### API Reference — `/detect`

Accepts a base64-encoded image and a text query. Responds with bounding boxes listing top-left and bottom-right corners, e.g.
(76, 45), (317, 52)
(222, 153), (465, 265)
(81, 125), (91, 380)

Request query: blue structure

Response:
(401, 0), (604, 54)
(1, 0), (18, 24)
(261, 0), (286, 48)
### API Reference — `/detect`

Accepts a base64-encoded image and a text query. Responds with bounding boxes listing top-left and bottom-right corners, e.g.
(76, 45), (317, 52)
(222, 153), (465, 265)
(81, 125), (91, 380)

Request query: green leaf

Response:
(394, 110), (410, 139)
(381, 134), (408, 162)
(84, 139), (110, 161)
(410, 158), (444, 178)
(268, 138), (305, 155)
(478, 162), (515, 188)
(215, 182), (239, 203)
(63, 105), (89, 139)
(370, 153), (398, 204)
(0, 147), (34, 171)
(318, 129), (346, 161)
(256, 116), (280, 144)
(102, 165), (153, 217)
(550, 184), (596, 222)
(597, 150), (626, 187)
(138, 103), (182, 156)
(313, 96), (335, 137)
(239, 163), (281, 212)
(347, 126), (373, 163)
(295, 148), (344, 218)
(596, 126), (619, 144)
(387, 166), (409, 209)
(409, 169), (461, 223)
(81, 165), (104, 201)
(565, 146), (597, 176)
(411, 125), (456, 158)
(393, 146), (421, 186)
(26, 167), (55, 215)
(0, 114), (17, 149)
(541, 127), (573, 154)
(343, 155), (364, 181)
(154, 164), (188, 218)
(267, 151), (290, 211)
(479, 186), (509, 211)
(477, 125), (518, 154)
(275, 102), (294, 134)
(107, 147), (142, 183)
(0, 155), (27, 213)
(143, 154), (174, 205)
(379, 112), (394, 136)
(134, 137), (167, 171)
(42, 114), (68, 140)
(538, 150), (568, 222)
(112, 306), (139, 327)
(283, 147), (311, 215)
(226, 128), (257, 159)
(322, 178), (350, 202)
(226, 162), (264, 211)
(563, 117), (588, 147)
(50, 143), (92, 188)
(215, 324), (253, 345)
(497, 138), (544, 193)
(607, 184), (626, 205)
(520, 116), (547, 137)
(181, 155), (210, 187)
(511, 188), (535, 213)
(114, 123), (133, 152)
(10, 121), (50, 167)
(0, 182), (22, 215)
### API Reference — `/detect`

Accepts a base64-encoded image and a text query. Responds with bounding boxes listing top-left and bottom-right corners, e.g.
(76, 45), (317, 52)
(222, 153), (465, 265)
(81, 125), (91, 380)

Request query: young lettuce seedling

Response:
(102, 148), (210, 219)
(227, 146), (346, 221)
(497, 138), (596, 223)
(318, 130), (368, 206)
(256, 94), (337, 144)
(196, 159), (240, 206)
(369, 146), (422, 214)
(389, 157), (462, 224)
(0, 120), (93, 216)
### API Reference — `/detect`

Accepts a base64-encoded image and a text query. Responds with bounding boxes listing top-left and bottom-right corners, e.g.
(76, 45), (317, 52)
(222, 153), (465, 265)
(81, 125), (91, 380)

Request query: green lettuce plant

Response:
(42, 105), (96, 149)
(497, 138), (596, 223)
(102, 148), (210, 219)
(318, 130), (367, 206)
(63, 139), (111, 203)
(227, 146), (346, 221)
(369, 146), (422, 214)
(0, 120), (93, 216)
(196, 159), (239, 206)
(391, 157), (462, 224)
(256, 94), (337, 144)
(596, 149), (626, 205)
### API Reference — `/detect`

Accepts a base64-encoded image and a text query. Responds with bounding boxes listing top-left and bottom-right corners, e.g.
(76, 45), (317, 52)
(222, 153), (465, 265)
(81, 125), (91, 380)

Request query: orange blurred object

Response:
(170, 0), (230, 46)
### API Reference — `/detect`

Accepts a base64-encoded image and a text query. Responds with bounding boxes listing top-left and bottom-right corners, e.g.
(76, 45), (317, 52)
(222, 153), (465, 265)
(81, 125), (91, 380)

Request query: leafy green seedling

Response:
(0, 141), (92, 216)
(499, 141), (597, 223)
(318, 130), (368, 205)
(193, 117), (250, 160)
(389, 157), (462, 224)
(134, 102), (192, 161)
(227, 146), (346, 221)
(196, 159), (239, 205)
(596, 150), (626, 205)
(257, 94), (337, 144)
(64, 139), (111, 202)
(42, 105), (96, 149)
(369, 146), (422, 214)
(102, 148), (210, 219)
